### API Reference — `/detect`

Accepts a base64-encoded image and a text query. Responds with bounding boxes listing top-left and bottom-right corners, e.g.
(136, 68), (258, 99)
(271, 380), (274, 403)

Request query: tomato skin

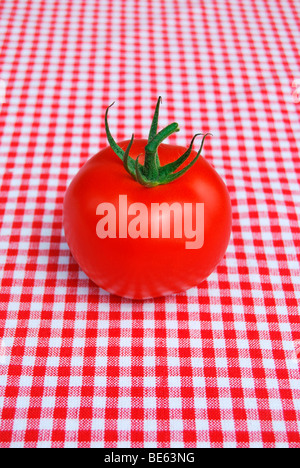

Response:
(63, 139), (231, 299)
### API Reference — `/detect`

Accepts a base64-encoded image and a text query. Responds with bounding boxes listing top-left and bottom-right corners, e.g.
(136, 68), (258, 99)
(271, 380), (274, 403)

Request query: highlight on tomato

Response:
(63, 97), (232, 299)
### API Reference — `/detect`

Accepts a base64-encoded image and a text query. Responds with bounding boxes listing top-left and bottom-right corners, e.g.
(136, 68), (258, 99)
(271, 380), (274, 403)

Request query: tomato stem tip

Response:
(104, 97), (212, 187)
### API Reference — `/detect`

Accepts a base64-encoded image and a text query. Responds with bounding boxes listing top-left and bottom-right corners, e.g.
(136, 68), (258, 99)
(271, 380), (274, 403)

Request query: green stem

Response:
(104, 103), (124, 160)
(123, 134), (136, 179)
(143, 122), (179, 180)
(159, 133), (203, 178)
(148, 96), (162, 143)
(148, 96), (162, 169)
(104, 97), (211, 188)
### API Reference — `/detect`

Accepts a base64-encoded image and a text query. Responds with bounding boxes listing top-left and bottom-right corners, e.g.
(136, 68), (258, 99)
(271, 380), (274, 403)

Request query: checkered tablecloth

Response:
(0, 0), (299, 448)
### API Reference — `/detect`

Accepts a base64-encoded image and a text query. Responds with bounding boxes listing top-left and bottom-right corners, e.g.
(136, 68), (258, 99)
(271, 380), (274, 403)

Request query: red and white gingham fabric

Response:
(0, 0), (299, 448)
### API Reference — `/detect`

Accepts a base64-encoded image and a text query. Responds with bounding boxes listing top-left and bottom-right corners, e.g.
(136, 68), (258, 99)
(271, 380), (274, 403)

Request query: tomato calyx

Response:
(105, 96), (212, 188)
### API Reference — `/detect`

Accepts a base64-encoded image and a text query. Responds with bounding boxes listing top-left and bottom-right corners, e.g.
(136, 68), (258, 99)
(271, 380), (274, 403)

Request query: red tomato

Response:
(63, 98), (231, 299)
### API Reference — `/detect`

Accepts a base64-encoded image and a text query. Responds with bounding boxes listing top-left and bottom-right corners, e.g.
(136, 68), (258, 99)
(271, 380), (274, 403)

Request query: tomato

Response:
(63, 98), (231, 299)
